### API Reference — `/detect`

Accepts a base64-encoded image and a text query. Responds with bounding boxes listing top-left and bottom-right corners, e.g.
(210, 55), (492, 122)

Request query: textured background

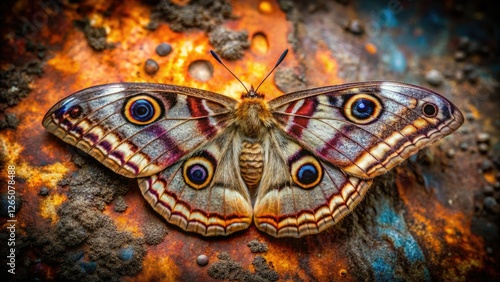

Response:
(0, 0), (499, 281)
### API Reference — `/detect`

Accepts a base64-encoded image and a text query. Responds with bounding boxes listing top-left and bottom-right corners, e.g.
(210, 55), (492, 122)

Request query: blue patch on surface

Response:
(386, 46), (407, 73)
(367, 198), (431, 281)
(118, 246), (134, 261)
(79, 261), (97, 274)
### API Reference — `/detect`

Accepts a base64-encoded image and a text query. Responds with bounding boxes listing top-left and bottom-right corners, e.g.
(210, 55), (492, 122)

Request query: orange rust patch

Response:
(258, 1), (273, 14)
(132, 246), (180, 281)
(365, 42), (377, 54)
(40, 193), (67, 223)
(396, 167), (486, 277)
(483, 170), (496, 184)
(310, 47), (342, 87)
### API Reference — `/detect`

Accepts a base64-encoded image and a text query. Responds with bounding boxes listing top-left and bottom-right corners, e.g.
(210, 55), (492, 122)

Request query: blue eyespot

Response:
(290, 151), (323, 189)
(182, 152), (216, 189)
(187, 164), (208, 185)
(124, 95), (163, 125)
(130, 99), (155, 122)
(343, 94), (382, 124)
(297, 164), (318, 185)
(351, 98), (375, 120)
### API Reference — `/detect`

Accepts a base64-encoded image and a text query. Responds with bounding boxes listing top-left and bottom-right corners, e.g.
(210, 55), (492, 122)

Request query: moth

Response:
(43, 50), (464, 238)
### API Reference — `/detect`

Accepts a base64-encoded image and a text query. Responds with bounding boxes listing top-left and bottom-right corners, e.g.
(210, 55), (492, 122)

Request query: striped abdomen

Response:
(239, 141), (263, 189)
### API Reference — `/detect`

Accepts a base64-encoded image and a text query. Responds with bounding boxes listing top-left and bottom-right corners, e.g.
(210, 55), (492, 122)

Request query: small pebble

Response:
(197, 254), (209, 266)
(454, 51), (466, 61)
(459, 142), (469, 151)
(480, 159), (493, 171)
(459, 127), (470, 134)
(425, 69), (443, 86)
(38, 187), (49, 196)
(118, 246), (134, 261)
(483, 185), (494, 196)
(467, 71), (479, 83)
(344, 19), (363, 35)
(454, 70), (465, 82)
(486, 247), (493, 255)
(458, 36), (470, 50)
(478, 143), (490, 154)
(477, 132), (491, 143)
(483, 196), (499, 213)
(155, 43), (172, 56)
(467, 41), (479, 54)
(144, 59), (159, 75)
(465, 112), (475, 121)
(462, 64), (475, 74)
(446, 149), (456, 158)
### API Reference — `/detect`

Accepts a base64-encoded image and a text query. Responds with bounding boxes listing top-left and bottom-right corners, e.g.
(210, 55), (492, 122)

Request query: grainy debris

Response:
(208, 26), (250, 60)
(0, 64), (36, 111)
(247, 239), (268, 253)
(74, 18), (114, 51)
(142, 219), (168, 245)
(148, 0), (249, 60)
(29, 164), (146, 281)
(274, 67), (306, 93)
(207, 252), (278, 281)
(149, 0), (233, 32)
(113, 195), (127, 212)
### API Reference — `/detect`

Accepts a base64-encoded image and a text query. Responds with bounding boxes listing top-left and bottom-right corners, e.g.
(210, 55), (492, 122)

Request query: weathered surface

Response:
(0, 0), (498, 281)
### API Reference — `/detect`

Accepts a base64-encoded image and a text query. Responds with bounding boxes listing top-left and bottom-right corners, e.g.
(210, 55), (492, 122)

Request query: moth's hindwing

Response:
(42, 83), (237, 178)
(269, 81), (464, 179)
(139, 128), (253, 236)
(253, 130), (372, 238)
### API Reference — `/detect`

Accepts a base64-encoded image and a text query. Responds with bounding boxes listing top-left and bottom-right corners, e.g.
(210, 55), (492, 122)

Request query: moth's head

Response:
(240, 85), (265, 100)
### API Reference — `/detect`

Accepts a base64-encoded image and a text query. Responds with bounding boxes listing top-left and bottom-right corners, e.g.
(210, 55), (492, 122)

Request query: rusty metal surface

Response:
(0, 0), (499, 281)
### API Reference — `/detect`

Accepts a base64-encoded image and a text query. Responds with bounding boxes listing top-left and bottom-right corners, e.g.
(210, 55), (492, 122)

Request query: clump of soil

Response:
(208, 26), (250, 60)
(0, 61), (43, 129)
(247, 239), (268, 253)
(207, 252), (278, 281)
(148, 0), (249, 60)
(74, 18), (115, 51)
(142, 217), (169, 245)
(149, 0), (232, 32)
(28, 162), (146, 281)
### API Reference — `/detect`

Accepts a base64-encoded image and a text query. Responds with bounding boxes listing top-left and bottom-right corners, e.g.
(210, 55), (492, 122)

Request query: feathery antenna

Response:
(210, 49), (289, 96)
(210, 50), (249, 93)
(255, 49), (288, 92)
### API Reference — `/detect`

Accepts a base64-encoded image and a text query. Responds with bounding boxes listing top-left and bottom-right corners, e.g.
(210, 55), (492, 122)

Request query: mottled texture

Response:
(208, 26), (250, 60)
(29, 164), (146, 281)
(150, 0), (232, 32)
(142, 219), (168, 245)
(247, 239), (268, 253)
(74, 18), (114, 51)
(207, 252), (278, 281)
